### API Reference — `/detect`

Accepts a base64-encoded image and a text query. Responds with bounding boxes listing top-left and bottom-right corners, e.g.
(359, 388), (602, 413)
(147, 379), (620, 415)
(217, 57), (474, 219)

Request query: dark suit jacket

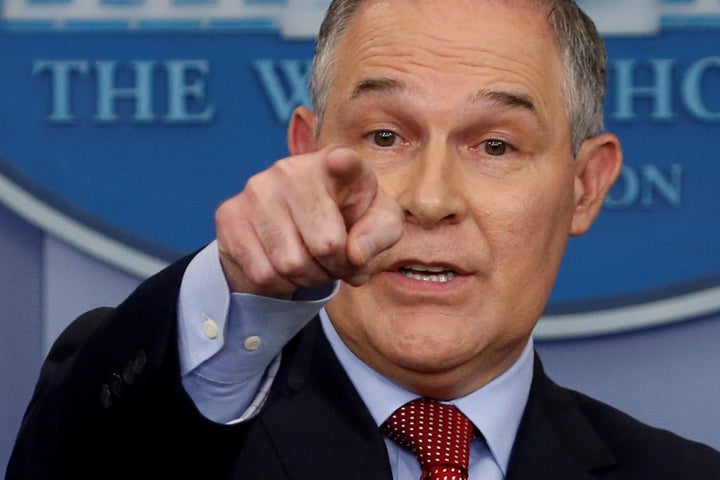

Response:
(7, 255), (720, 479)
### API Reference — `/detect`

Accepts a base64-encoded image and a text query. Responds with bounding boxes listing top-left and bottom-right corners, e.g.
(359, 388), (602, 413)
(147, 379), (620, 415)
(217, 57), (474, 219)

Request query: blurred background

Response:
(2, 0), (720, 471)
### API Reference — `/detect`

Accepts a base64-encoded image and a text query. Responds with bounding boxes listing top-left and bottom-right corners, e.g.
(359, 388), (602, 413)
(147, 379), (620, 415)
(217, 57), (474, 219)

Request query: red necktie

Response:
(381, 398), (475, 480)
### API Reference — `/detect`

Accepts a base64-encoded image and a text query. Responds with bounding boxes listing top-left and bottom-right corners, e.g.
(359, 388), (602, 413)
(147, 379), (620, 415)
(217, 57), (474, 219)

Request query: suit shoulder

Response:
(42, 307), (114, 373)
(563, 384), (720, 475)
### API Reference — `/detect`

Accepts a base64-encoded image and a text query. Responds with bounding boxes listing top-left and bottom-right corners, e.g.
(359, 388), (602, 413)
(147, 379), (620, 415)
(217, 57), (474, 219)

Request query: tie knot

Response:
(382, 398), (475, 480)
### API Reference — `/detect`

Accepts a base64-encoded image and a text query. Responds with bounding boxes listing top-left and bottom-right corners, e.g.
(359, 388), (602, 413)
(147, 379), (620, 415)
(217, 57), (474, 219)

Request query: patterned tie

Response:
(381, 398), (475, 480)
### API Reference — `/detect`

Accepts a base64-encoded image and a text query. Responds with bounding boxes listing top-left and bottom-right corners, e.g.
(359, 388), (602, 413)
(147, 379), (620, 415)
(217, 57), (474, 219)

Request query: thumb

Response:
(346, 186), (404, 267)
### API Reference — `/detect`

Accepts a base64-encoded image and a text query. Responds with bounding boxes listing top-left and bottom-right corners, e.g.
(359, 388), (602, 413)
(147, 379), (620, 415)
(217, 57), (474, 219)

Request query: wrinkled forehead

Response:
(322, 0), (569, 130)
(336, 0), (563, 85)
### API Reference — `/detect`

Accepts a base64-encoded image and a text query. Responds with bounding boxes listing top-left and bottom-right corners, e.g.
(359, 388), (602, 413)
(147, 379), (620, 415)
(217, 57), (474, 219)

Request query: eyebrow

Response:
(351, 77), (537, 111)
(471, 88), (546, 129)
(471, 88), (536, 113)
(350, 77), (405, 100)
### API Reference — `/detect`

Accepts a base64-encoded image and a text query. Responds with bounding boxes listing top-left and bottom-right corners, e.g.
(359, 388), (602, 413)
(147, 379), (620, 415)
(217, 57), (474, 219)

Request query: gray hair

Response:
(309, 0), (607, 155)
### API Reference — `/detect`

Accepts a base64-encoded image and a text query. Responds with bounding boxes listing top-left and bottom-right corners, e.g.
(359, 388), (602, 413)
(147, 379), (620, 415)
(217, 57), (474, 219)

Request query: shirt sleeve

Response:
(177, 241), (337, 424)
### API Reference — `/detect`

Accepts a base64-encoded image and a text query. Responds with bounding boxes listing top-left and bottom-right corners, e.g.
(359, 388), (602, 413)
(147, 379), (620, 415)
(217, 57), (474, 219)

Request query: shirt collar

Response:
(319, 309), (534, 475)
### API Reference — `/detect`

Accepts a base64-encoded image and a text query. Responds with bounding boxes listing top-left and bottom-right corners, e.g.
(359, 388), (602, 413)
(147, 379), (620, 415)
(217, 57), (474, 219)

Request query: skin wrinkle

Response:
(345, 2), (561, 103)
(346, 73), (545, 124)
(351, 80), (540, 129)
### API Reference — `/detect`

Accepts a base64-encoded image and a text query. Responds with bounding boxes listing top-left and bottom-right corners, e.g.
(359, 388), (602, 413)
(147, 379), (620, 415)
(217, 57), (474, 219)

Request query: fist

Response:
(215, 146), (404, 298)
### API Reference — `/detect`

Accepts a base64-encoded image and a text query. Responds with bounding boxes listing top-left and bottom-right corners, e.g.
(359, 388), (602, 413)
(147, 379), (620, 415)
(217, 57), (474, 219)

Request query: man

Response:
(8, 0), (720, 478)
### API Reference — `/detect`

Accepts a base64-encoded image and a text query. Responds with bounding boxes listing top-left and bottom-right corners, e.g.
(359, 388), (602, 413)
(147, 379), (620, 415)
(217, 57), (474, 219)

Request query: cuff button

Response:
(203, 318), (219, 339)
(244, 336), (262, 351)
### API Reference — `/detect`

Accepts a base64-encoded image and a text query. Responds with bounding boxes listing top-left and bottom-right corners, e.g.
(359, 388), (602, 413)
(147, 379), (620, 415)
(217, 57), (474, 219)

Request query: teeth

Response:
(405, 263), (448, 273)
(400, 264), (459, 283)
(402, 271), (457, 282)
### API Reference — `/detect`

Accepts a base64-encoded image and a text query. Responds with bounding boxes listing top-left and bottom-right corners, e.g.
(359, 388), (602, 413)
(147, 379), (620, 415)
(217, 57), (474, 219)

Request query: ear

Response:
(288, 106), (319, 155)
(570, 132), (623, 236)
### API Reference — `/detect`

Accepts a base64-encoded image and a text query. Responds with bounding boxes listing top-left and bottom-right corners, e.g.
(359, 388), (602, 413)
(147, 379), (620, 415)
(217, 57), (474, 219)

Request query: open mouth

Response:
(399, 264), (459, 283)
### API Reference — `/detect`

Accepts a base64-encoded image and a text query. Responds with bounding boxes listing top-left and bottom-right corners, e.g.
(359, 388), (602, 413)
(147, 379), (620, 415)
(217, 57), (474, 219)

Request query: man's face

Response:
(317, 0), (589, 397)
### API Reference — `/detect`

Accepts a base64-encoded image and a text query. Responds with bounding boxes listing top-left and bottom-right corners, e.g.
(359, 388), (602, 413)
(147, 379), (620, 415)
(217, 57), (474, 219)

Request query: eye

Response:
(372, 130), (398, 147)
(484, 139), (509, 156)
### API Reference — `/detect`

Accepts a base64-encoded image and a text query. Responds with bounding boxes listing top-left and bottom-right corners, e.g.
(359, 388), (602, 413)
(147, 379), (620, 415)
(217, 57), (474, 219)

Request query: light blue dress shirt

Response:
(178, 241), (534, 478)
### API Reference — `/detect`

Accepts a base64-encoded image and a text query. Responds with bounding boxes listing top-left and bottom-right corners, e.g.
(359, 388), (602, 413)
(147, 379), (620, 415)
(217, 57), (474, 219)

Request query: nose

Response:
(396, 141), (468, 228)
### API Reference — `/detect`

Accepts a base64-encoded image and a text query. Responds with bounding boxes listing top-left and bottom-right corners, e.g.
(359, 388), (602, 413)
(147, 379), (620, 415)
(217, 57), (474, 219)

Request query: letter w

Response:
(253, 60), (312, 124)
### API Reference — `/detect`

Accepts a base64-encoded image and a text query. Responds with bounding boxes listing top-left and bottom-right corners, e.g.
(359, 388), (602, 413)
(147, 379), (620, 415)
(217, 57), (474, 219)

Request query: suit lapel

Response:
(506, 356), (616, 480)
(257, 319), (393, 480)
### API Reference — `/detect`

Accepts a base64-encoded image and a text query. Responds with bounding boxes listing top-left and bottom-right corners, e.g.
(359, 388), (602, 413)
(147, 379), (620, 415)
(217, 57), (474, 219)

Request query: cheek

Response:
(478, 181), (575, 277)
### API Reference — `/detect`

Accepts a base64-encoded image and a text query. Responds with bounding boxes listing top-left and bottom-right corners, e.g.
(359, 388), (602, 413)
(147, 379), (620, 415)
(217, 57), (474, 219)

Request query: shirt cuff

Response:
(177, 240), (337, 422)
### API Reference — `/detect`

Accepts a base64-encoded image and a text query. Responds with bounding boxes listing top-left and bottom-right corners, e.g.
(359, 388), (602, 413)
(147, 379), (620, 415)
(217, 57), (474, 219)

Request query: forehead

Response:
(329, 0), (566, 122)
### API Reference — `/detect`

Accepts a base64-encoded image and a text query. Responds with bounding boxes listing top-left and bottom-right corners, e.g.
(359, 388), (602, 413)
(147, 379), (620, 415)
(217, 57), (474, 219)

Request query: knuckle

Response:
(243, 174), (268, 199)
(271, 157), (298, 179)
(215, 191), (254, 227)
(219, 242), (250, 272)
(308, 233), (345, 260)
(384, 210), (405, 232)
(371, 204), (404, 232)
(245, 261), (280, 289)
(272, 251), (306, 278)
(214, 200), (234, 227)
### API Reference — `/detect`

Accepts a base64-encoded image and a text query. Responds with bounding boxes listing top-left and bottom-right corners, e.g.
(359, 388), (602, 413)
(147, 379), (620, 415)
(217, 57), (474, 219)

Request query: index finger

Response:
(323, 147), (379, 228)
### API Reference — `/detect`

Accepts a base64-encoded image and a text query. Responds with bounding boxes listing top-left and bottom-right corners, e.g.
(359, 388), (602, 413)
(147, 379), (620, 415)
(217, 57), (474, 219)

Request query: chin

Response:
(382, 334), (473, 374)
(378, 346), (477, 399)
